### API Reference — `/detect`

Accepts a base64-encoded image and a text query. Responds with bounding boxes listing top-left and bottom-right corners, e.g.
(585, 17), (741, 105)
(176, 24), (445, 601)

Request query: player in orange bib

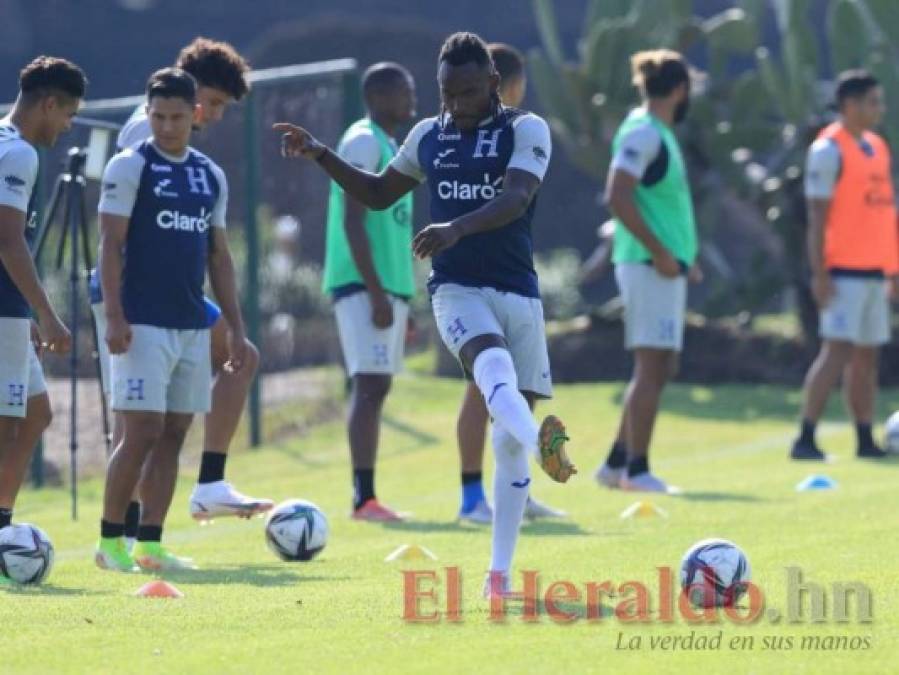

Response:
(793, 70), (898, 461)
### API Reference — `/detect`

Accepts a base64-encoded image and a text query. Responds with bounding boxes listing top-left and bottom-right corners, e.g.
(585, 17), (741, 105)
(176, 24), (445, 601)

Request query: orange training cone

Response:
(134, 580), (184, 598)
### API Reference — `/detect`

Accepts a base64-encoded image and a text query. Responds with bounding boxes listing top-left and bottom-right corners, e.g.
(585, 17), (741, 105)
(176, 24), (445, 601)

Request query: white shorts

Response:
(431, 283), (552, 398)
(615, 263), (687, 351)
(91, 302), (112, 397)
(820, 276), (890, 346)
(334, 292), (409, 376)
(0, 317), (48, 419)
(111, 324), (211, 414)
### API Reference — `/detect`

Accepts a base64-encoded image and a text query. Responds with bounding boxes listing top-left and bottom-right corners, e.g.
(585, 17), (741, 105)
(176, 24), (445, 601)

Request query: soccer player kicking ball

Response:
(594, 50), (699, 494)
(323, 63), (417, 522)
(91, 38), (269, 546)
(453, 42), (565, 524)
(792, 70), (898, 461)
(95, 68), (247, 572)
(275, 32), (576, 598)
(0, 57), (85, 584)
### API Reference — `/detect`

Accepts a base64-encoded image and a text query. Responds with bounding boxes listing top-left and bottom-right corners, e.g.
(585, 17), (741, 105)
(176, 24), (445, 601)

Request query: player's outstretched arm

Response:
(273, 122), (418, 210)
(98, 213), (132, 354)
(207, 227), (247, 372)
(412, 168), (538, 259)
(605, 169), (679, 278)
(0, 206), (71, 353)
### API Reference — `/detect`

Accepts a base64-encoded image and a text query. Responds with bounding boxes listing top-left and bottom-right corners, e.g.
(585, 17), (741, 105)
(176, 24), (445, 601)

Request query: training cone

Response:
(384, 544), (438, 562)
(620, 500), (668, 519)
(796, 474), (838, 492)
(134, 580), (184, 599)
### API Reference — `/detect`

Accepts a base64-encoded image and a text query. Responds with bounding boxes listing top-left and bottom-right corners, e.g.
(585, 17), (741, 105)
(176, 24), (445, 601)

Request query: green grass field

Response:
(2, 364), (897, 674)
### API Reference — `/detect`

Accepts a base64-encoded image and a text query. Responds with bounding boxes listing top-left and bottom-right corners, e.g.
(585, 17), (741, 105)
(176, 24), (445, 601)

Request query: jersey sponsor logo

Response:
(150, 163), (173, 173)
(6, 383), (25, 407)
(156, 207), (211, 233)
(438, 132), (461, 142)
(153, 178), (179, 198)
(623, 147), (640, 160)
(432, 148), (459, 169)
(437, 173), (503, 201)
(4, 174), (25, 188)
(392, 203), (410, 226)
(473, 129), (501, 158)
(185, 166), (212, 195)
(533, 146), (548, 162)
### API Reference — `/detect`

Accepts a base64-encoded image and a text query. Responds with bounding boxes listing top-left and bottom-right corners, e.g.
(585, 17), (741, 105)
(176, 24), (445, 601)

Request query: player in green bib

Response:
(322, 63), (416, 521)
(595, 50), (699, 494)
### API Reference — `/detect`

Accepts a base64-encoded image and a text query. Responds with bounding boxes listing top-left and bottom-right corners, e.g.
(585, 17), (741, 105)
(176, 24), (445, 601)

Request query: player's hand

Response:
(370, 290), (394, 330)
(30, 321), (44, 357)
(812, 272), (833, 308)
(224, 328), (248, 374)
(412, 222), (461, 259)
(36, 309), (72, 355)
(688, 263), (704, 284)
(273, 123), (326, 161)
(652, 249), (681, 279)
(105, 314), (132, 355)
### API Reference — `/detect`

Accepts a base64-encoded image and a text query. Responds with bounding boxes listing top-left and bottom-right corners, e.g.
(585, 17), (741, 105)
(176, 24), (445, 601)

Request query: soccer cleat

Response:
(858, 444), (888, 459)
(95, 537), (138, 573)
(352, 498), (404, 522)
(523, 496), (566, 520)
(458, 499), (493, 524)
(619, 471), (676, 493)
(790, 440), (828, 461)
(133, 542), (197, 572)
(482, 571), (513, 600)
(189, 481), (274, 522)
(594, 463), (625, 489)
(537, 415), (577, 482)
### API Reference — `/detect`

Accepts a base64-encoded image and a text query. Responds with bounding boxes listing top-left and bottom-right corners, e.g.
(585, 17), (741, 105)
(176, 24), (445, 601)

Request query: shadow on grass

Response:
(3, 584), (110, 597)
(519, 520), (592, 537)
(673, 491), (766, 503)
(382, 414), (441, 446)
(157, 563), (345, 587)
(381, 519), (474, 534)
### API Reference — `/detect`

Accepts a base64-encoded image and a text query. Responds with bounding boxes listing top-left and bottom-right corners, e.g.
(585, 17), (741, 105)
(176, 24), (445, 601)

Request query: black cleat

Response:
(790, 440), (827, 461)
(857, 444), (888, 459)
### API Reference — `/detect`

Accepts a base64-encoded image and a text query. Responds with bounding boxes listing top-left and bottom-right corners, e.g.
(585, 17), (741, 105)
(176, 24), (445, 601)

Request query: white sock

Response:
(472, 347), (539, 456)
(489, 424), (530, 574)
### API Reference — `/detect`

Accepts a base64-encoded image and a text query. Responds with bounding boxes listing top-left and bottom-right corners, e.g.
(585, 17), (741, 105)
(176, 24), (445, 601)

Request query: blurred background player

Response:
(791, 70), (897, 461)
(594, 50), (699, 494)
(454, 42), (565, 524)
(96, 68), (247, 572)
(90, 38), (267, 550)
(322, 62), (416, 521)
(0, 58), (85, 574)
(275, 31), (576, 598)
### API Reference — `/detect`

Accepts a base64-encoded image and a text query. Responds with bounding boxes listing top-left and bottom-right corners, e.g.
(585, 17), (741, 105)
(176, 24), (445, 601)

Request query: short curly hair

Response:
(175, 37), (250, 100)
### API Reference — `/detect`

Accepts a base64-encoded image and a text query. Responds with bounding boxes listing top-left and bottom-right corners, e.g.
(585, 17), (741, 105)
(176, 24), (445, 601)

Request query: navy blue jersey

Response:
(98, 141), (227, 329)
(391, 107), (552, 298)
(0, 122), (40, 318)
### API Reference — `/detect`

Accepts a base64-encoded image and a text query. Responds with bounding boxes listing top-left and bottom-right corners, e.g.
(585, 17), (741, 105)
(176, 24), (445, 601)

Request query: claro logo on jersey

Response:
(437, 173), (504, 201)
(156, 207), (211, 233)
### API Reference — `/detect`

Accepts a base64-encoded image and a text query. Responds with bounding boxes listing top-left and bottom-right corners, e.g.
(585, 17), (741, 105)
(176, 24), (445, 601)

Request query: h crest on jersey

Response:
(186, 166), (212, 195)
(473, 129), (501, 158)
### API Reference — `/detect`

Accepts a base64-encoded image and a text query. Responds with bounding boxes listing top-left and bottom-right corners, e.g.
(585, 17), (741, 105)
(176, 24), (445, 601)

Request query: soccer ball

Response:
(884, 411), (899, 453)
(264, 499), (328, 562)
(0, 523), (54, 585)
(680, 538), (751, 608)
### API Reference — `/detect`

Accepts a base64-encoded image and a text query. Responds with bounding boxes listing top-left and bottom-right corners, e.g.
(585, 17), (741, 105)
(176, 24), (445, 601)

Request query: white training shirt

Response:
(0, 121), (38, 214)
(609, 123), (663, 181)
(389, 111), (553, 183)
(804, 138), (842, 200)
(98, 143), (228, 228)
(338, 124), (389, 172)
(117, 107), (151, 150)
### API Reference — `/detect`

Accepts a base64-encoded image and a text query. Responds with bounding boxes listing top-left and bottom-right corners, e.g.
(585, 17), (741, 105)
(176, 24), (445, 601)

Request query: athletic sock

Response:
(136, 525), (162, 543)
(627, 456), (649, 478)
(472, 348), (539, 456)
(461, 472), (486, 512)
(353, 469), (375, 511)
(0, 508), (12, 529)
(605, 440), (628, 469)
(198, 451), (227, 484)
(100, 520), (125, 539)
(489, 425), (529, 574)
(124, 501), (141, 540)
(856, 422), (875, 450)
(798, 419), (817, 446)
